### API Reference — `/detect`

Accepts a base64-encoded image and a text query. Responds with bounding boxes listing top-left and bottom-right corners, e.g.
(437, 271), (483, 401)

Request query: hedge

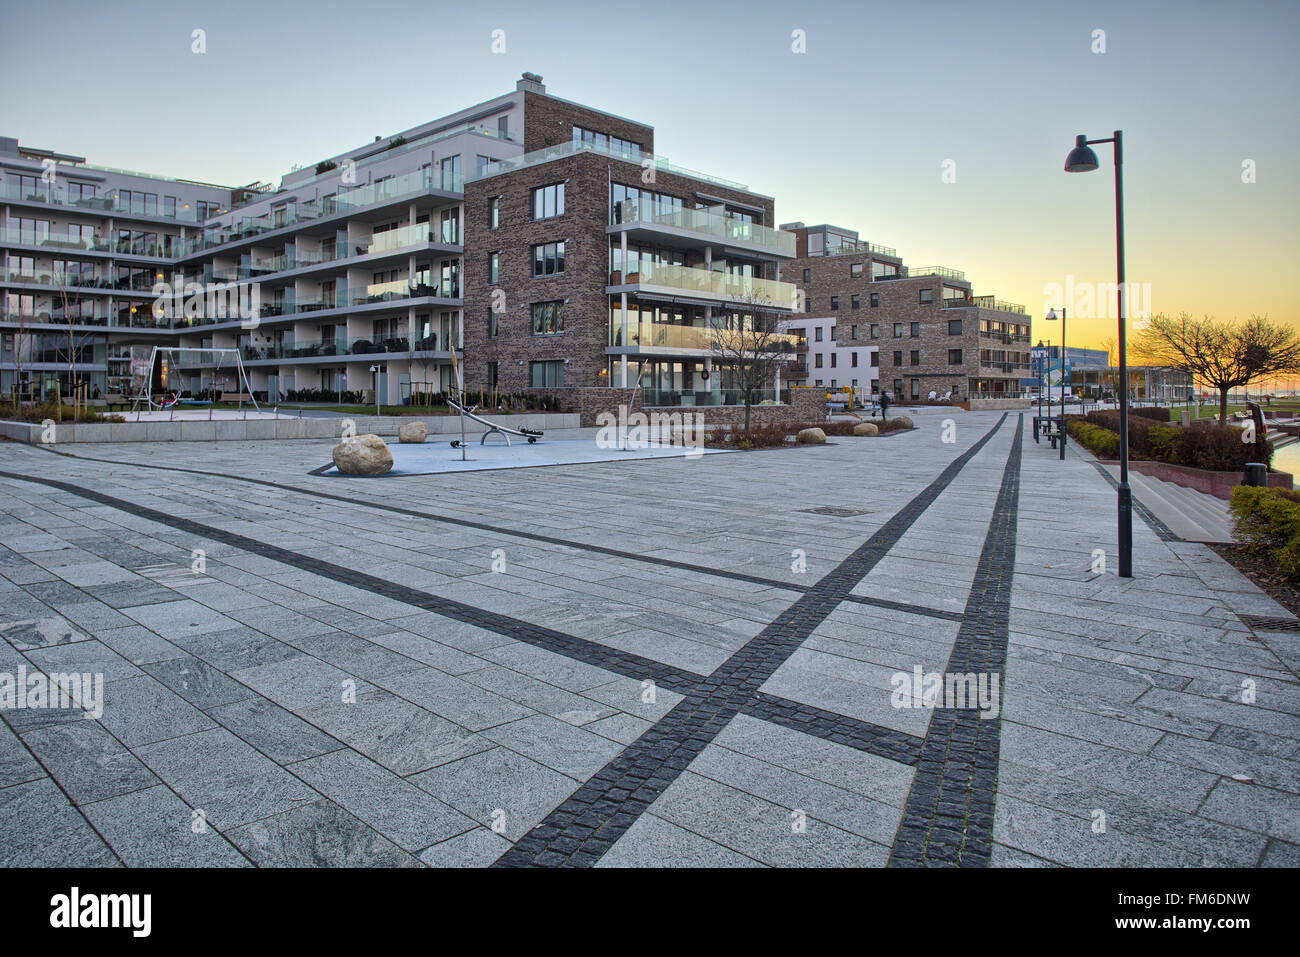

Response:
(1230, 486), (1300, 579)
(1067, 420), (1121, 458)
(1130, 406), (1172, 422)
(1083, 410), (1271, 471)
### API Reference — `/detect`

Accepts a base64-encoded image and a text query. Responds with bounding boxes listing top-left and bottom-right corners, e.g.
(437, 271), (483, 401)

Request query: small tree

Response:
(1134, 313), (1300, 424)
(710, 293), (797, 432)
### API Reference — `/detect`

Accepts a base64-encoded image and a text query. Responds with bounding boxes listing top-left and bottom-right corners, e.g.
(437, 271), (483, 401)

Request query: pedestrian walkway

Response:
(0, 410), (1295, 867)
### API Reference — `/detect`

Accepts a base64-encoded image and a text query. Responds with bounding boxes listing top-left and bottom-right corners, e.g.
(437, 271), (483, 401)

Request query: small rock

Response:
(397, 420), (428, 444)
(796, 427), (827, 444)
(332, 434), (394, 475)
(853, 422), (879, 436)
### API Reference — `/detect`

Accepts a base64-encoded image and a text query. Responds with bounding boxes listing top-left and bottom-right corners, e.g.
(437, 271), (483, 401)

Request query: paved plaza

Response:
(0, 408), (1297, 867)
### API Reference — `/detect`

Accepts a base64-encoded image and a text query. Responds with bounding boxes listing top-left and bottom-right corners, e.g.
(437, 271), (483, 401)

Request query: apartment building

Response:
(780, 315), (880, 394)
(462, 79), (798, 406)
(780, 223), (1033, 401)
(0, 138), (237, 395)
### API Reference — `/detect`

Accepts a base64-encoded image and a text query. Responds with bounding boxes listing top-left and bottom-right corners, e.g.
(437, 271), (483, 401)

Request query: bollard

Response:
(1243, 462), (1268, 487)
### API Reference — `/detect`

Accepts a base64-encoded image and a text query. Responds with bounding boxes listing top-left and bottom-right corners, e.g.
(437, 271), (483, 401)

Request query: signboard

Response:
(1044, 358), (1072, 399)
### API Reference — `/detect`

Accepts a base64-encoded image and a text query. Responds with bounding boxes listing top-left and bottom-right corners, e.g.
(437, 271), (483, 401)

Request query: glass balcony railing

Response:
(609, 201), (796, 257)
(610, 263), (797, 308)
(369, 224), (437, 254)
(240, 335), (419, 362)
(824, 238), (898, 259)
(609, 320), (802, 354)
(180, 169), (443, 256)
(351, 277), (459, 305)
(0, 182), (207, 222)
(904, 265), (966, 281)
(473, 139), (753, 194)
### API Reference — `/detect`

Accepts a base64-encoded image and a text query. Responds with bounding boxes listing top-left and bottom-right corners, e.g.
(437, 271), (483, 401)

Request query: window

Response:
(894, 379), (904, 396)
(851, 262), (864, 278)
(815, 354), (823, 368)
(488, 197), (500, 230)
(910, 350), (920, 366)
(532, 241), (565, 277)
(487, 361), (499, 387)
(830, 296), (839, 311)
(910, 322), (920, 337)
(532, 183), (565, 220)
(870, 352), (879, 367)
(488, 310), (500, 339)
(815, 380), (823, 387)
(476, 155), (492, 177)
(439, 155), (461, 191)
(949, 349), (963, 365)
(573, 126), (640, 155)
(489, 252), (499, 284)
(911, 379), (921, 398)
(893, 323), (903, 338)
(163, 196), (177, 217)
(870, 293), (880, 308)
(830, 353), (837, 368)
(530, 360), (565, 387)
(440, 208), (459, 244)
(532, 300), (564, 335)
(803, 268), (811, 283)
(814, 327), (823, 342)
(870, 324), (879, 339)
(948, 319), (963, 335)
(893, 351), (903, 367)
(851, 294), (860, 310)
(919, 288), (933, 304)
(851, 352), (859, 368)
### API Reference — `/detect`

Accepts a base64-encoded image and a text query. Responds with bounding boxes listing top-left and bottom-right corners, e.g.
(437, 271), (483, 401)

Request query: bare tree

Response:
(1100, 335), (1119, 400)
(1133, 313), (1300, 424)
(709, 295), (798, 432)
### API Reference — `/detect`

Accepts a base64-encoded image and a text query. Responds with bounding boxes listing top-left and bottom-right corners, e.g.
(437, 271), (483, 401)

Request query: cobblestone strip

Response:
(744, 692), (924, 766)
(494, 414), (1011, 867)
(887, 414), (1023, 868)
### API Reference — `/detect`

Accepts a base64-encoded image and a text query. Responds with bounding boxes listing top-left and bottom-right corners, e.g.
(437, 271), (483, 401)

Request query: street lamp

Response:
(1064, 130), (1131, 578)
(1046, 308), (1067, 460)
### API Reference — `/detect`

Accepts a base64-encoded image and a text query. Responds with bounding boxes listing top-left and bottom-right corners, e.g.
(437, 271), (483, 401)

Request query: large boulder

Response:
(796, 427), (827, 444)
(853, 422), (879, 436)
(332, 434), (393, 475)
(892, 416), (915, 429)
(397, 420), (428, 444)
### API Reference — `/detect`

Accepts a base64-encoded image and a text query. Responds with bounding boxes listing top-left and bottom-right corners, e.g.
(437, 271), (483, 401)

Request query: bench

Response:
(221, 392), (254, 404)
(101, 393), (131, 410)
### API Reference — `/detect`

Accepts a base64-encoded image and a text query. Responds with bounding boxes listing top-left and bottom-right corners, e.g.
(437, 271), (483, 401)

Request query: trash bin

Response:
(1243, 462), (1268, 487)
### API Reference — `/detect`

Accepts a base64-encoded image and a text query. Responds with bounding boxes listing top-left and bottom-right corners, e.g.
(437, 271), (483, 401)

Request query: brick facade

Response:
(522, 92), (653, 154)
(783, 252), (1032, 399)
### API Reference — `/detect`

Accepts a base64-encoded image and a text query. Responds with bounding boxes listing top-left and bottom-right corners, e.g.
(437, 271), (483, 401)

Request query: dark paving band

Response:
(0, 470), (922, 768)
(887, 413), (1023, 867)
(494, 413), (1012, 867)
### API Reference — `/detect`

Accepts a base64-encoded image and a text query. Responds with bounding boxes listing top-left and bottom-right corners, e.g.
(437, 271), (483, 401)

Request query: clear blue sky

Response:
(3, 0), (1296, 347)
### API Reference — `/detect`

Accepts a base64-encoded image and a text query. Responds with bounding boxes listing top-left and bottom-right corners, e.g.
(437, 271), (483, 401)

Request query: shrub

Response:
(1083, 411), (1271, 470)
(1230, 486), (1300, 579)
(1130, 406), (1172, 422)
(0, 402), (124, 424)
(1067, 420), (1120, 458)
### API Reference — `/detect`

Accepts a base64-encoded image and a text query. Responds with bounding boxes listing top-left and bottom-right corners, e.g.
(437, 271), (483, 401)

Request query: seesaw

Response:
(446, 398), (544, 446)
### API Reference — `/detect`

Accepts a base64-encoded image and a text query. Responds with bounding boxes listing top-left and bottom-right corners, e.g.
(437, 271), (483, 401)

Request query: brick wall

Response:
(523, 92), (653, 153)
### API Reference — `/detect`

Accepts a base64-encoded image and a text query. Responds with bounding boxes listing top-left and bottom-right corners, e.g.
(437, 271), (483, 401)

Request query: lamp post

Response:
(1046, 308), (1067, 459)
(1064, 130), (1131, 578)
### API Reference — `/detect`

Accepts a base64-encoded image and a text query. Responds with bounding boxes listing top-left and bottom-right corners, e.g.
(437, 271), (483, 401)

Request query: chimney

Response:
(516, 72), (546, 94)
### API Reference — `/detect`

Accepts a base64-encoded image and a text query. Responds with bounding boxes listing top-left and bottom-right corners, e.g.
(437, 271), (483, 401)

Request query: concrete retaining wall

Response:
(969, 397), (1033, 411)
(0, 412), (579, 445)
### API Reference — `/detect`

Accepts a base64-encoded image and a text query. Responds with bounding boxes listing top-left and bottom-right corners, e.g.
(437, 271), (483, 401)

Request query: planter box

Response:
(1110, 459), (1295, 499)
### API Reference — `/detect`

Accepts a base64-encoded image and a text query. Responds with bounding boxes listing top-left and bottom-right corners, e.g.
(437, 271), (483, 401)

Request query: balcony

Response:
(823, 238), (899, 259)
(0, 182), (208, 223)
(904, 265), (966, 281)
(608, 202), (795, 258)
(350, 278), (459, 307)
(609, 263), (796, 310)
(239, 335), (437, 363)
(471, 139), (754, 195)
(180, 169), (453, 256)
(608, 320), (802, 355)
(947, 295), (1026, 315)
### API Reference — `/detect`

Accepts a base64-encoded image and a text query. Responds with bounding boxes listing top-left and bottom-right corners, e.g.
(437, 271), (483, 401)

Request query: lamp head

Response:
(1064, 134), (1100, 172)
(1046, 308), (1059, 321)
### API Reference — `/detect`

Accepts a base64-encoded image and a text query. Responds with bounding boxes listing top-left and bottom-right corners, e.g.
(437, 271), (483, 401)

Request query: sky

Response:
(2, 0), (1297, 352)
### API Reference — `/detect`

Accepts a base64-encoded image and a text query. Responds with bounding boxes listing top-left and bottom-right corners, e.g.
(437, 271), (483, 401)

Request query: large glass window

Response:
(489, 252), (499, 284)
(439, 155), (462, 191)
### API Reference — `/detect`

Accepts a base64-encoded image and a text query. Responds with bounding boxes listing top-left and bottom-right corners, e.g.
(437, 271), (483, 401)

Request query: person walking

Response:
(879, 390), (891, 421)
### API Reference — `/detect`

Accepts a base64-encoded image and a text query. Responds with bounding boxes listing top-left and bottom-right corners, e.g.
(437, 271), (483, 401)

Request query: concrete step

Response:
(1122, 470), (1236, 543)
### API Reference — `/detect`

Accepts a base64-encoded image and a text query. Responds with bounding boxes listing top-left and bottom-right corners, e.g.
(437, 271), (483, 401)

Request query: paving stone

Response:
(80, 784), (251, 867)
